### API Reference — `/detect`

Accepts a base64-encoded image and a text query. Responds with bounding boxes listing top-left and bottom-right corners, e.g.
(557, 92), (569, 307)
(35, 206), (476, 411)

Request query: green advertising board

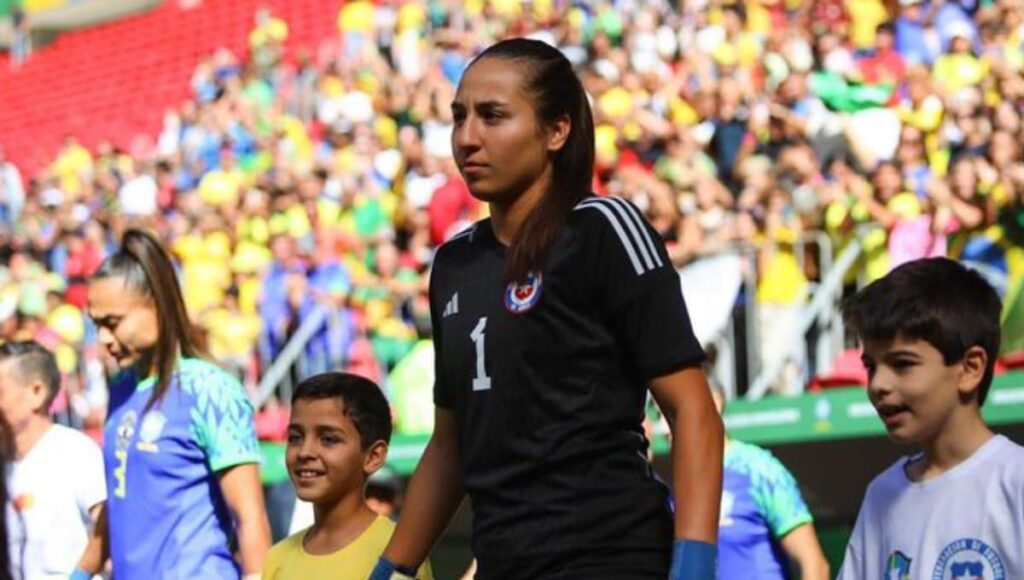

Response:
(717, 371), (1024, 445)
(381, 371), (1024, 475)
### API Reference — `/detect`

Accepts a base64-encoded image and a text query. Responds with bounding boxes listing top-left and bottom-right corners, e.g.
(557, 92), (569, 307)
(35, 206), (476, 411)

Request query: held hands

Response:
(369, 556), (418, 580)
(669, 540), (717, 580)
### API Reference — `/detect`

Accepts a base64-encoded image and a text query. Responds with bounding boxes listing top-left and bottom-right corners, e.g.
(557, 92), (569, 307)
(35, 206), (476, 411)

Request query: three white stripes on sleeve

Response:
(576, 196), (664, 276)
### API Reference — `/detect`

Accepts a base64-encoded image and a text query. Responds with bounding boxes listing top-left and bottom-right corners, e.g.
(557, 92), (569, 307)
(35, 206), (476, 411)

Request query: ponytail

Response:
(93, 229), (207, 411)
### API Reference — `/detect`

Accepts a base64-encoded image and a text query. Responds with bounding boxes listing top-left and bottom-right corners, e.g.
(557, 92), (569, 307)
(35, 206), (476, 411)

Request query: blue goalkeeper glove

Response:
(69, 569), (91, 580)
(369, 556), (418, 580)
(669, 539), (717, 580)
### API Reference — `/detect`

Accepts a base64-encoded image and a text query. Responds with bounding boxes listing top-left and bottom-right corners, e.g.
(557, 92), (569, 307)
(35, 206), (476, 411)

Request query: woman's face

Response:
(375, 242), (399, 277)
(950, 36), (971, 54)
(991, 131), (1019, 167)
(451, 57), (568, 206)
(874, 164), (902, 199)
(898, 129), (925, 164)
(87, 277), (159, 371)
(995, 104), (1020, 134)
(908, 77), (929, 103)
(951, 161), (977, 196)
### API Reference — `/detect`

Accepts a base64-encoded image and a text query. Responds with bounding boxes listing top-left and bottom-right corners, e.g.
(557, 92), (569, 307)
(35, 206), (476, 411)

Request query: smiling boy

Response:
(837, 257), (1024, 580)
(262, 373), (432, 579)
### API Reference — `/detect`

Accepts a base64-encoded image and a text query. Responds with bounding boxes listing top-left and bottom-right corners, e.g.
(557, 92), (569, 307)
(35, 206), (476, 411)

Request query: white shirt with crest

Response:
(838, 434), (1024, 580)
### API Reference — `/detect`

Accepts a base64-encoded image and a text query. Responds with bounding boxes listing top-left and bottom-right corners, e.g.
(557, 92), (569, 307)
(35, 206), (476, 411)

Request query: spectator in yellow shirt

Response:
(338, 0), (375, 61)
(203, 286), (262, 385)
(846, 0), (889, 53)
(52, 135), (93, 200)
(198, 150), (245, 209)
(250, 8), (289, 73)
(933, 22), (987, 96)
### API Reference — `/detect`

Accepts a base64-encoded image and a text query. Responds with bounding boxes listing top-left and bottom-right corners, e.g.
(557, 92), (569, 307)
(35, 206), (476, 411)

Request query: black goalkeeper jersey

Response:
(429, 195), (706, 579)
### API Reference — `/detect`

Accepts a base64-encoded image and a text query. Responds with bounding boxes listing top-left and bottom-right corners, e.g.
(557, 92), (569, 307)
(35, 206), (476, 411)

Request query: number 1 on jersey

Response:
(470, 317), (492, 391)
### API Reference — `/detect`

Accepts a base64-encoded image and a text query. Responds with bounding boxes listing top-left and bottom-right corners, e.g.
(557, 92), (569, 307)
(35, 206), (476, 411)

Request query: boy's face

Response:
(286, 398), (387, 504)
(861, 335), (985, 445)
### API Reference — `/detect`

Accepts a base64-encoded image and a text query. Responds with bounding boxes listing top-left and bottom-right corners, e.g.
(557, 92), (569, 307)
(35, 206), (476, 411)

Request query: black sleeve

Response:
(582, 196), (706, 380)
(428, 256), (454, 409)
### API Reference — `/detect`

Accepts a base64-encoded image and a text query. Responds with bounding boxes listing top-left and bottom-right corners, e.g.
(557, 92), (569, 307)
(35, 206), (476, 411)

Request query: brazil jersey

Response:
(429, 195), (705, 579)
(718, 441), (814, 580)
(104, 358), (261, 579)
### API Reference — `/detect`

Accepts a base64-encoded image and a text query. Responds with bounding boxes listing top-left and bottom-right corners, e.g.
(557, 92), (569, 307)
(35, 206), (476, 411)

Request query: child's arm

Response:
(376, 408), (465, 574)
(779, 523), (830, 580)
(73, 502), (108, 577)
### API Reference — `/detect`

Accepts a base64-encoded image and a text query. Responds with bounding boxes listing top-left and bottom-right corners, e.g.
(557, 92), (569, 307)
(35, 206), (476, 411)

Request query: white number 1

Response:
(470, 317), (492, 391)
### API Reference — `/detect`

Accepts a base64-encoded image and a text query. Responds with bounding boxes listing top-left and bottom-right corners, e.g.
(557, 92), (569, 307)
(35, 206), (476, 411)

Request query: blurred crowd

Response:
(1, 0), (1024, 432)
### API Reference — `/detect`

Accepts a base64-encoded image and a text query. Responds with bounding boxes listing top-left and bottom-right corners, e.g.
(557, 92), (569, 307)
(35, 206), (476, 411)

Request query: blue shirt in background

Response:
(104, 358), (260, 579)
(717, 441), (814, 580)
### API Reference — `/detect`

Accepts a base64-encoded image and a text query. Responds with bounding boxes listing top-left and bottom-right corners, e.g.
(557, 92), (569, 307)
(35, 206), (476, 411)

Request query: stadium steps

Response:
(0, 0), (342, 178)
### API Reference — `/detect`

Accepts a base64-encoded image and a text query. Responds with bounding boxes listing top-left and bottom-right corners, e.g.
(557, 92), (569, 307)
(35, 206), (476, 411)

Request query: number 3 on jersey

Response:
(114, 450), (128, 498)
(470, 317), (492, 391)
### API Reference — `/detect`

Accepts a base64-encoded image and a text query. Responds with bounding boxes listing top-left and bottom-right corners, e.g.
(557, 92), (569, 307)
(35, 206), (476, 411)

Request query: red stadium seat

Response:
(1000, 351), (1024, 371)
(0, 0), (344, 176)
(808, 348), (869, 391)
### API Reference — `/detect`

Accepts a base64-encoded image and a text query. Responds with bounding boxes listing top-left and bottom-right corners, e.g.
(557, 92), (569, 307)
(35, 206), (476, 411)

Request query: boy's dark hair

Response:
(0, 341), (61, 410)
(842, 258), (1002, 404)
(292, 372), (392, 448)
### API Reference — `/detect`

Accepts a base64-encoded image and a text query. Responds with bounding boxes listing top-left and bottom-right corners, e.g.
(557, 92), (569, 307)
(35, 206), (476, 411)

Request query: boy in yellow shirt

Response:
(262, 373), (433, 579)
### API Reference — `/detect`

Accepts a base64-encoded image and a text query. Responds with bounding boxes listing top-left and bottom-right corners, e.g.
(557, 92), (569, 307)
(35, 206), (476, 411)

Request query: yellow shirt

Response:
(205, 308), (262, 359)
(263, 516), (433, 580)
(198, 169), (244, 208)
(396, 2), (426, 32)
(932, 54), (986, 94)
(846, 0), (888, 51)
(52, 144), (93, 198)
(338, 0), (375, 33)
(250, 17), (289, 47)
(175, 232), (232, 314)
(756, 250), (808, 305)
(898, 95), (944, 134)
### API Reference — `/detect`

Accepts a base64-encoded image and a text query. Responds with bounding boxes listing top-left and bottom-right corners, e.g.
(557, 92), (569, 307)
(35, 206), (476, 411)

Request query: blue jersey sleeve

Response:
(745, 444), (814, 538)
(183, 361), (261, 472)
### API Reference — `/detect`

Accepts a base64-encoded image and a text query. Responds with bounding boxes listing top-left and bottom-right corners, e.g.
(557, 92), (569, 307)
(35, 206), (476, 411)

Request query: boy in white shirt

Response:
(837, 257), (1024, 580)
(0, 341), (106, 579)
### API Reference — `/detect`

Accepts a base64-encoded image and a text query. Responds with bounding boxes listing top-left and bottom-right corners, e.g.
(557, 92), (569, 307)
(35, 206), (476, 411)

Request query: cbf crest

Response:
(137, 411), (167, 453)
(116, 411), (138, 451)
(932, 538), (1006, 580)
(504, 272), (543, 314)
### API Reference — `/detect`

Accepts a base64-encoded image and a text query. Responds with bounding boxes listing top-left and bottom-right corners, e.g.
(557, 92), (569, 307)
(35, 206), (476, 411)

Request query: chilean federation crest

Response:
(504, 271), (543, 314)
